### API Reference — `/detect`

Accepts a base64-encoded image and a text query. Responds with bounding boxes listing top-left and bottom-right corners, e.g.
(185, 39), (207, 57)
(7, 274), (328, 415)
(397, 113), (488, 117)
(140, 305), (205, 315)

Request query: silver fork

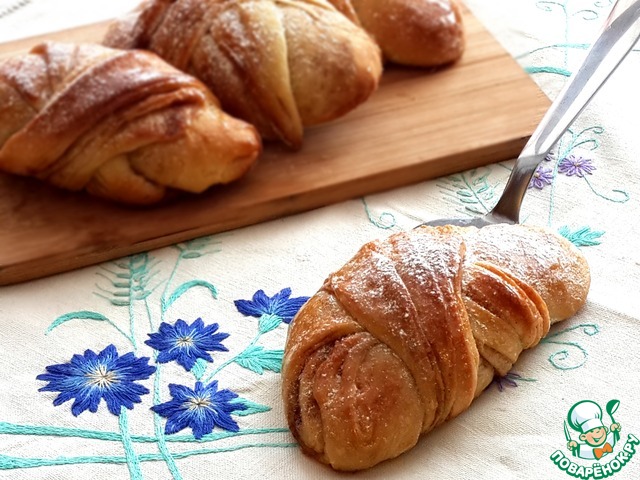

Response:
(422, 0), (640, 228)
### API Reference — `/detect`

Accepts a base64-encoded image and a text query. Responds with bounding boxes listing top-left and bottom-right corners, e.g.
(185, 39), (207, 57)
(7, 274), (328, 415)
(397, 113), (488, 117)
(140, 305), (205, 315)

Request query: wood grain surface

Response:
(0, 6), (549, 285)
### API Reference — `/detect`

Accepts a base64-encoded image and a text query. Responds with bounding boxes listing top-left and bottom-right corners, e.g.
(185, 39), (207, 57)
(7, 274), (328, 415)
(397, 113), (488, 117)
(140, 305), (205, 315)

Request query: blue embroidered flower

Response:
(558, 155), (596, 177)
(234, 288), (309, 324)
(36, 344), (155, 416)
(145, 318), (229, 371)
(151, 381), (247, 439)
(529, 165), (554, 189)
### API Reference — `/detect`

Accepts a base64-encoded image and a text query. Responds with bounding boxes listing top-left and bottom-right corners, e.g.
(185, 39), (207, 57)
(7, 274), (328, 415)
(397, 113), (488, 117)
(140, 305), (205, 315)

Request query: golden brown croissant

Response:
(0, 41), (261, 205)
(103, 0), (383, 149)
(326, 0), (465, 67)
(282, 224), (590, 471)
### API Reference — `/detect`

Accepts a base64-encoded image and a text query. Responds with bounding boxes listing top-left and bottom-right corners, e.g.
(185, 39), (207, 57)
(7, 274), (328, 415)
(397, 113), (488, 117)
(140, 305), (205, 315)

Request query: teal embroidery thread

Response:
(150, 239), (221, 480)
(45, 311), (133, 344)
(148, 238), (227, 478)
(148, 260), (181, 480)
(0, 443), (298, 470)
(437, 168), (497, 217)
(49, 252), (183, 480)
(13, 238), (302, 477)
(540, 323), (600, 370)
(547, 126), (629, 227)
(525, 66), (572, 76)
(151, 363), (181, 480)
(0, 422), (288, 442)
(516, 42), (590, 60)
(534, 0), (610, 66)
(558, 225), (605, 246)
(583, 175), (630, 203)
(203, 317), (284, 383)
(361, 197), (397, 230)
(519, 1), (630, 234)
(119, 408), (144, 480)
(92, 253), (164, 350)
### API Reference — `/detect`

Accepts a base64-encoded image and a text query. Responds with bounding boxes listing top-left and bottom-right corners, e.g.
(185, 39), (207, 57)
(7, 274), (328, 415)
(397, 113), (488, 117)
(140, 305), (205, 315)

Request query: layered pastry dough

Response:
(104, 0), (384, 149)
(0, 42), (261, 204)
(282, 224), (590, 470)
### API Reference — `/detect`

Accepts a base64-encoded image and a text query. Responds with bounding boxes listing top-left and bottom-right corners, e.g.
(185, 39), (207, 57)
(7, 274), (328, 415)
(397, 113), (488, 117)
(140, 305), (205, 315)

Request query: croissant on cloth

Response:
(282, 224), (590, 471)
(0, 42), (261, 205)
(103, 0), (383, 149)
(326, 0), (465, 67)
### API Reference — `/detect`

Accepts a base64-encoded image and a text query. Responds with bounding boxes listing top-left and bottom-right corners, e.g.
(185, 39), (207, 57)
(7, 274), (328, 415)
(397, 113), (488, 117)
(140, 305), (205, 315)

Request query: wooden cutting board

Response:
(0, 5), (549, 286)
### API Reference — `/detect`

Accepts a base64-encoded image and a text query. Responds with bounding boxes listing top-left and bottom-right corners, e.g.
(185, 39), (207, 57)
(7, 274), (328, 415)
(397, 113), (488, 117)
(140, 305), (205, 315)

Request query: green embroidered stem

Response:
(0, 422), (288, 443)
(0, 442), (298, 470)
(540, 323), (600, 370)
(145, 299), (155, 332)
(152, 265), (183, 480)
(361, 198), (397, 230)
(129, 285), (138, 352)
(161, 257), (182, 314)
(547, 147), (562, 227)
(541, 340), (589, 370)
(118, 409), (143, 480)
(546, 125), (609, 226)
(583, 176), (630, 203)
(203, 331), (265, 383)
(516, 42), (590, 59)
(153, 363), (182, 480)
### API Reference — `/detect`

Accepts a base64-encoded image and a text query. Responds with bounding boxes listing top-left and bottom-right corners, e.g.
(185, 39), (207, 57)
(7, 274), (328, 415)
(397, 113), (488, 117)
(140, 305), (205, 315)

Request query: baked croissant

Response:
(282, 224), (590, 471)
(103, 0), (383, 149)
(326, 0), (465, 67)
(0, 41), (261, 205)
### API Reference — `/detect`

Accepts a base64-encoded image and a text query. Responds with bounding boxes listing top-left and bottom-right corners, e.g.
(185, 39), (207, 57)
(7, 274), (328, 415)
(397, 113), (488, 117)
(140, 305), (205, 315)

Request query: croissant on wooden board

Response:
(282, 223), (590, 471)
(0, 41), (261, 205)
(103, 0), (383, 149)
(326, 0), (465, 67)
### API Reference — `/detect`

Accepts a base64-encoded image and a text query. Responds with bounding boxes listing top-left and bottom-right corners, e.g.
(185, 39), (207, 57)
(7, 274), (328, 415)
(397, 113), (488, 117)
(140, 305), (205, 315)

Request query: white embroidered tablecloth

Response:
(1, 1), (640, 479)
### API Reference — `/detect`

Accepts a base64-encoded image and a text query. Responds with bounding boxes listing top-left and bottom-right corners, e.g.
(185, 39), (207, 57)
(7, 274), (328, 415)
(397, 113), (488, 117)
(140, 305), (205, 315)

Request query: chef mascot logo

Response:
(550, 399), (639, 479)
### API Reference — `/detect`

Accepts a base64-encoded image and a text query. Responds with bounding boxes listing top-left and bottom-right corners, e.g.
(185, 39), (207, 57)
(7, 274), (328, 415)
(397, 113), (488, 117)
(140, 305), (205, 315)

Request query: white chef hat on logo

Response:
(568, 400), (604, 434)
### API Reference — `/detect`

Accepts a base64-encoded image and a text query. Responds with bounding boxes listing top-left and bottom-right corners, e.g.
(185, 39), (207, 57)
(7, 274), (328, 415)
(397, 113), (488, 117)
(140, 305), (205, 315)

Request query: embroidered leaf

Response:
(95, 253), (161, 307)
(46, 311), (133, 343)
(191, 358), (209, 381)
(230, 397), (272, 416)
(525, 66), (572, 77)
(235, 345), (283, 374)
(46, 311), (110, 333)
(258, 314), (282, 334)
(181, 252), (204, 259)
(162, 280), (218, 312)
(558, 226), (604, 247)
(175, 236), (222, 259)
(437, 169), (496, 215)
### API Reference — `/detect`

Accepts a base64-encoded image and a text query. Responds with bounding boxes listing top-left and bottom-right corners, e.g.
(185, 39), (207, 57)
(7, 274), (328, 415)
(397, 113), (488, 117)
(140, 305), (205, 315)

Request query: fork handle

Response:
(491, 0), (640, 223)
